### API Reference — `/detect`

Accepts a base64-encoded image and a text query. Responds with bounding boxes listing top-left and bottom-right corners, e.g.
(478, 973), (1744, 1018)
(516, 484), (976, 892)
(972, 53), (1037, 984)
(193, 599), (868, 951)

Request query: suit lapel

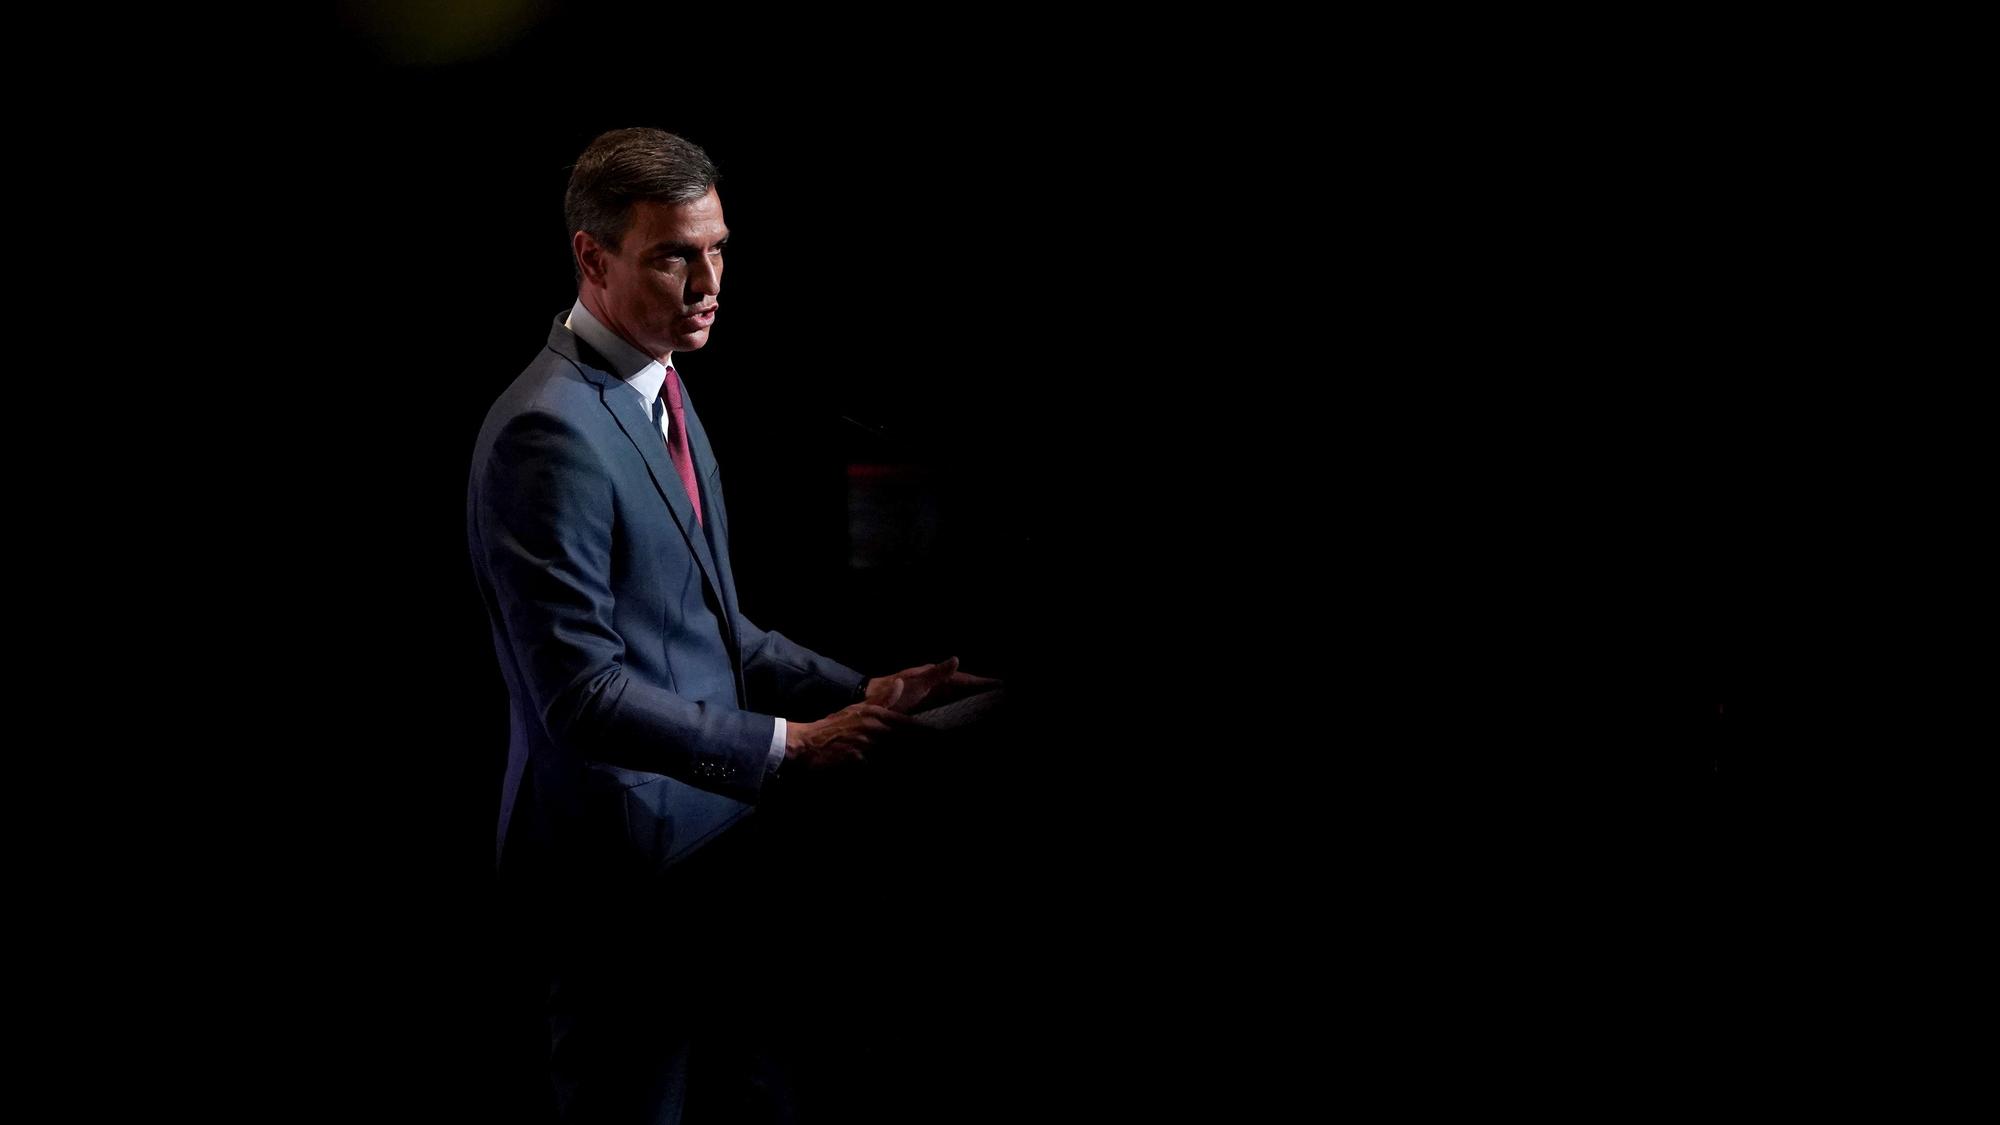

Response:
(601, 388), (727, 594)
(676, 380), (751, 708)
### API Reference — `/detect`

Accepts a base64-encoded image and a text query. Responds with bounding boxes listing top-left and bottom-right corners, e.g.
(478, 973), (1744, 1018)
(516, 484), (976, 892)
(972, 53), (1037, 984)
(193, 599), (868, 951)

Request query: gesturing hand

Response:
(863, 656), (1004, 715)
(786, 679), (921, 770)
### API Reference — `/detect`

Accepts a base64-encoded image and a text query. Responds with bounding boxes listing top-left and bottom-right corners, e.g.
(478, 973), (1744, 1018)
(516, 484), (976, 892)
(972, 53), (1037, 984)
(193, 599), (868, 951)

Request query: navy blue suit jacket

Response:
(469, 311), (869, 885)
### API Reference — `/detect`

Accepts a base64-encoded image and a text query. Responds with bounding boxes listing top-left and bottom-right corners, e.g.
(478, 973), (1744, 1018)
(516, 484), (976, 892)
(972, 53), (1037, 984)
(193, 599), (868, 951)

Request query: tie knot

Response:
(660, 365), (684, 412)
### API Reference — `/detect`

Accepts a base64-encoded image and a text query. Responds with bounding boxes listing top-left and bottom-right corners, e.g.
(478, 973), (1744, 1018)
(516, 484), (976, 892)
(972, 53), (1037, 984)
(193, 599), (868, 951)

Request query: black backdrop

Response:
(54, 9), (1779, 1117)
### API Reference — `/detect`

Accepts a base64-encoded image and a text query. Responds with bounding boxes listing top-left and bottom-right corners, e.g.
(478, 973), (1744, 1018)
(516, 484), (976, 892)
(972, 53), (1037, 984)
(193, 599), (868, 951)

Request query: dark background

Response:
(47, 8), (1796, 1117)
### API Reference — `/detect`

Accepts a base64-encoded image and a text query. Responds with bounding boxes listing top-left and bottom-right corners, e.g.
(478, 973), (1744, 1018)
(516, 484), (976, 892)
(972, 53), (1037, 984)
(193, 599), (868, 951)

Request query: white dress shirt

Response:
(565, 297), (794, 777)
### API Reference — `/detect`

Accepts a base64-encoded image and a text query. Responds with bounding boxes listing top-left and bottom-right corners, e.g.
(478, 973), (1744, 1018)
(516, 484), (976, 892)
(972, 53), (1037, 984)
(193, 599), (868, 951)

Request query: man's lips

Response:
(683, 305), (717, 322)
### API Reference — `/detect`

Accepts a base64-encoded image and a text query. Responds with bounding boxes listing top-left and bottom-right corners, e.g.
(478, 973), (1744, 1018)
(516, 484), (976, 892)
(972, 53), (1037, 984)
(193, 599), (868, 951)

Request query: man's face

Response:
(578, 188), (728, 361)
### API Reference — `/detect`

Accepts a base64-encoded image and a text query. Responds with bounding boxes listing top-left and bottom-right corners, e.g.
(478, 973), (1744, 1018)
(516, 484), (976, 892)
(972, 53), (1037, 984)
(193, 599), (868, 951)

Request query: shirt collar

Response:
(566, 296), (674, 405)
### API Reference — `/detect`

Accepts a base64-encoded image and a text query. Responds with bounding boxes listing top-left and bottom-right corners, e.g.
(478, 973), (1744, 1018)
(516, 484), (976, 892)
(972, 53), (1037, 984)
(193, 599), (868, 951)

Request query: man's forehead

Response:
(630, 191), (725, 240)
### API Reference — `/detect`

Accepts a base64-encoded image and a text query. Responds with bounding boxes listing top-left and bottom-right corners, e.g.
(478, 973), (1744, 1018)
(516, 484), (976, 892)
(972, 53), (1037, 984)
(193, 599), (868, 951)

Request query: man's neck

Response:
(578, 287), (674, 368)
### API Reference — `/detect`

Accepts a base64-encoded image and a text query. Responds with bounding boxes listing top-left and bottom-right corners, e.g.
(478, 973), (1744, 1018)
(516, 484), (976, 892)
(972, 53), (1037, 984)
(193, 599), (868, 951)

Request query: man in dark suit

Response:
(467, 127), (993, 1123)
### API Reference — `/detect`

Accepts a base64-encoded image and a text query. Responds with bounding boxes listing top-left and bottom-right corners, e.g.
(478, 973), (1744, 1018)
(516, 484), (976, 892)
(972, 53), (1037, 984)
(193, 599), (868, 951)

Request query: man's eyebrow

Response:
(646, 231), (731, 256)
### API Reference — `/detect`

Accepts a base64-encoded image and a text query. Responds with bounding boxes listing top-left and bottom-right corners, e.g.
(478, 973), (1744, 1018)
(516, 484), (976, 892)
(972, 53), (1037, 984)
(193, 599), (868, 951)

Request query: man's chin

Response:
(671, 329), (710, 352)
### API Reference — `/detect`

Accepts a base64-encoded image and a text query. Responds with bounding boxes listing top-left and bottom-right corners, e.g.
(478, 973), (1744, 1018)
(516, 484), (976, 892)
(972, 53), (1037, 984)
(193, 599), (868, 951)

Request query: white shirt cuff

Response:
(766, 717), (787, 775)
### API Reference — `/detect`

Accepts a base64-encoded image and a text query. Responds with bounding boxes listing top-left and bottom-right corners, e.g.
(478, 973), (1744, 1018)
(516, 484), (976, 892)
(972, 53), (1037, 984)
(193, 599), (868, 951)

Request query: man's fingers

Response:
(905, 657), (957, 682)
(928, 658), (1006, 689)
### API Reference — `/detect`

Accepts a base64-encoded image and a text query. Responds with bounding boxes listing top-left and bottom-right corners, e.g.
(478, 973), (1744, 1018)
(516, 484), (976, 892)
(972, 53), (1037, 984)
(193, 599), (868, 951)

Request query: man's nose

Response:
(688, 254), (720, 298)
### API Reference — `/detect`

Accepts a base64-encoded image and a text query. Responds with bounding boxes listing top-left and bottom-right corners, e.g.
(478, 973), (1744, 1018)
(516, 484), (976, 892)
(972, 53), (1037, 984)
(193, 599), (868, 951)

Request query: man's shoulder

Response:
(512, 337), (601, 401)
(497, 316), (618, 411)
(472, 331), (617, 457)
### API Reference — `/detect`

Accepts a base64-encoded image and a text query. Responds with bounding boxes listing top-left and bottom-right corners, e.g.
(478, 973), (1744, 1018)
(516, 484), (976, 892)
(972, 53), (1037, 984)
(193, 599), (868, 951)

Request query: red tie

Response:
(659, 365), (703, 526)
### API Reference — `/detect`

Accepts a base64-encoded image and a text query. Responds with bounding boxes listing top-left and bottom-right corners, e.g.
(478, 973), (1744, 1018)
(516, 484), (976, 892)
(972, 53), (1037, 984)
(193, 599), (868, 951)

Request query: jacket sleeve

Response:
(472, 407), (774, 802)
(734, 612), (870, 720)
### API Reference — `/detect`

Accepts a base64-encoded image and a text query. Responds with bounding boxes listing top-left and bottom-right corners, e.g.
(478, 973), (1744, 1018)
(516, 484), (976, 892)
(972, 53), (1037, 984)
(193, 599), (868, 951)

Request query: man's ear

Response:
(572, 230), (607, 286)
